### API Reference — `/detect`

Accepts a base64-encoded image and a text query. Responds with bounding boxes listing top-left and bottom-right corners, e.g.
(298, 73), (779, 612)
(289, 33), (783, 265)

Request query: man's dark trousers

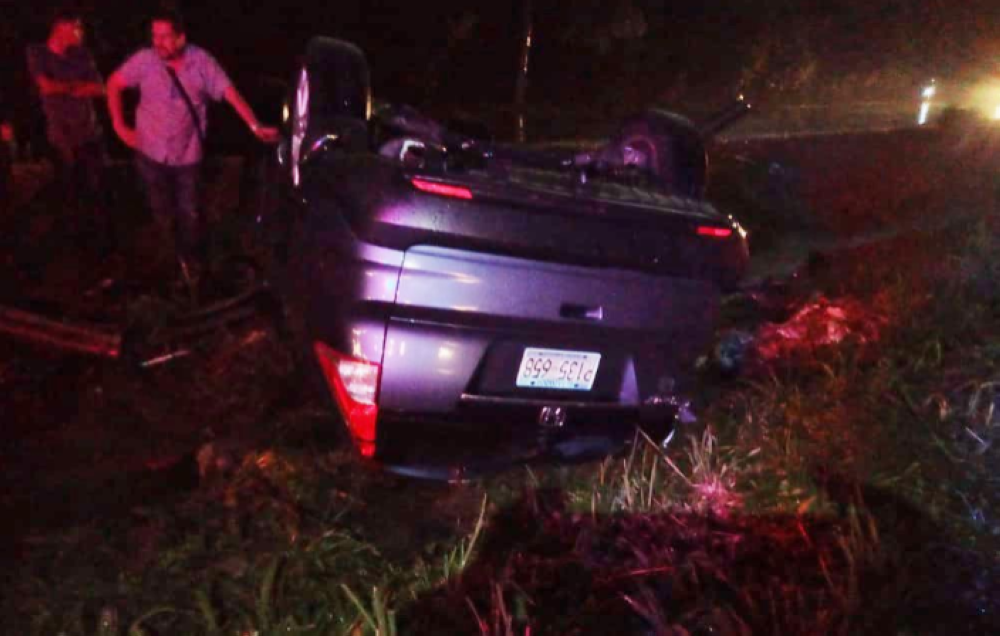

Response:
(135, 152), (203, 273)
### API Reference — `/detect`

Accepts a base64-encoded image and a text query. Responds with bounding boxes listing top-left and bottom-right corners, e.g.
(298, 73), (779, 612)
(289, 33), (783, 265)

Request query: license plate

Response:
(516, 347), (602, 391)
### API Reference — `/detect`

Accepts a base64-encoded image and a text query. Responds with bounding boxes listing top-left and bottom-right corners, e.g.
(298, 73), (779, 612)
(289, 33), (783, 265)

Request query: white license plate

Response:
(516, 347), (602, 391)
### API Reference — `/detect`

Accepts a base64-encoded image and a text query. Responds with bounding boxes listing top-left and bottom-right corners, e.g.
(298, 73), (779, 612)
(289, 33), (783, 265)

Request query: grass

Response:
(7, 128), (1000, 634)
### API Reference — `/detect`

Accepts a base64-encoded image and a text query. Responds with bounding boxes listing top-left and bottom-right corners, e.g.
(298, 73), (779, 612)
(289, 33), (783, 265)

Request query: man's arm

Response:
(33, 74), (71, 96)
(223, 85), (278, 143)
(106, 71), (136, 149)
(26, 47), (103, 98)
(70, 80), (105, 98)
(33, 75), (103, 97)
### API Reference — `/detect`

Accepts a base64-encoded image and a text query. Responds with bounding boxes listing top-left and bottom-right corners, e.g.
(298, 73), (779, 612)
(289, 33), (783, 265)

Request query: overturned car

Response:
(260, 37), (749, 478)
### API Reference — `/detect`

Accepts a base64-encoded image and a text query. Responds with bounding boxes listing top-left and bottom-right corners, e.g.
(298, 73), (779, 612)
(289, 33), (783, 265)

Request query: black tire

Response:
(302, 37), (371, 124)
(288, 37), (372, 164)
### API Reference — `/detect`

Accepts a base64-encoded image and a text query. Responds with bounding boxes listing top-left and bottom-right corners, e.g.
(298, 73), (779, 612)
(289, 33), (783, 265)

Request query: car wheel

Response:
(598, 109), (708, 198)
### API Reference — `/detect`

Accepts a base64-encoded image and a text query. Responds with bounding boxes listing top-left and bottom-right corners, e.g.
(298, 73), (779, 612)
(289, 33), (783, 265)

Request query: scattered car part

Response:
(0, 304), (121, 358)
(0, 280), (266, 366)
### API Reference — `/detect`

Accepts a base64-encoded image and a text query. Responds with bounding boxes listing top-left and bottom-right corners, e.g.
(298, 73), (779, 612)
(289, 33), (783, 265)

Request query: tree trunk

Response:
(514, 0), (534, 142)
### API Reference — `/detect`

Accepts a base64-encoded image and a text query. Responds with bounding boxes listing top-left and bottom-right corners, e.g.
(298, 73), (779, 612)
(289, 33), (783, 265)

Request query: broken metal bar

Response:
(162, 303), (261, 341)
(141, 348), (192, 368)
(0, 286), (266, 363)
(0, 305), (121, 358)
(176, 285), (263, 323)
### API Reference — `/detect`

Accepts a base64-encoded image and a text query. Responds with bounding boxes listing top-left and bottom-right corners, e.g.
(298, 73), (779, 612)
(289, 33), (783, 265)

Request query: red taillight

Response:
(313, 342), (381, 458)
(411, 178), (473, 200)
(696, 225), (733, 238)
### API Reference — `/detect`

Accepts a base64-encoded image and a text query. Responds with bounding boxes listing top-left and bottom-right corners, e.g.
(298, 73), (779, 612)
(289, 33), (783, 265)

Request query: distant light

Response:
(917, 80), (936, 126)
(993, 105), (1000, 120)
(918, 102), (931, 126)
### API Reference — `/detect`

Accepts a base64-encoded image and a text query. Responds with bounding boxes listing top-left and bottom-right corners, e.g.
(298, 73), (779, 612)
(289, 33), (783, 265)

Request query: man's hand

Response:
(251, 123), (280, 144)
(224, 86), (280, 145)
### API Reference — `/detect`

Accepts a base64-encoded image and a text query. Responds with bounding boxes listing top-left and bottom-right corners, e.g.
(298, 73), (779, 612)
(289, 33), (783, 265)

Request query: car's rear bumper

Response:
(371, 397), (678, 480)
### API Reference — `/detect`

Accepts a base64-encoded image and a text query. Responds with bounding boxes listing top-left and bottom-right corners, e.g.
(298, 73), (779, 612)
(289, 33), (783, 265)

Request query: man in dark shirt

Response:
(26, 9), (106, 217)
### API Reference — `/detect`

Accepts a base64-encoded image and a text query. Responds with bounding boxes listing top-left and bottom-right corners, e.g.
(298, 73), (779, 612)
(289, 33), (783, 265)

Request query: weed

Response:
(412, 494), (490, 591)
(342, 585), (397, 636)
(465, 582), (532, 636)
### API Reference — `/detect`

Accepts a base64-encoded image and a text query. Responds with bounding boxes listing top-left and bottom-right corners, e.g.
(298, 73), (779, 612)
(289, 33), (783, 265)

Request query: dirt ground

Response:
(0, 157), (502, 571)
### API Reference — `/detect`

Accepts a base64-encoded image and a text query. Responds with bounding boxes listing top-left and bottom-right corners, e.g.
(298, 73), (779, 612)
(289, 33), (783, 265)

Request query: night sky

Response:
(3, 0), (1000, 144)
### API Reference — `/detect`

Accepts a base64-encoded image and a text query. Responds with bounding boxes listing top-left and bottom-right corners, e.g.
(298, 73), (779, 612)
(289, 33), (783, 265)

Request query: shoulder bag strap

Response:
(164, 65), (206, 147)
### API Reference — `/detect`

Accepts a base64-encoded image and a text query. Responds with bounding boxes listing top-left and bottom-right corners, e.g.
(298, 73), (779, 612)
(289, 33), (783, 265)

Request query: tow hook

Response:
(538, 406), (568, 428)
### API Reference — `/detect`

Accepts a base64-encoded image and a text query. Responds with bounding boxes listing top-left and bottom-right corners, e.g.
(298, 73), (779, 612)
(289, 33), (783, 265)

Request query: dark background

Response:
(3, 0), (1000, 151)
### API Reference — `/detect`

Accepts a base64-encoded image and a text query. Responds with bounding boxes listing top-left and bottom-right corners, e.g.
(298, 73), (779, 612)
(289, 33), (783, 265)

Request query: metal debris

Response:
(753, 296), (887, 361)
(140, 349), (192, 368)
(0, 304), (120, 358)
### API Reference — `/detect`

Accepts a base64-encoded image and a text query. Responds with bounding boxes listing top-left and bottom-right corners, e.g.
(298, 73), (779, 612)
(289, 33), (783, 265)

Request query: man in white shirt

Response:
(107, 10), (277, 284)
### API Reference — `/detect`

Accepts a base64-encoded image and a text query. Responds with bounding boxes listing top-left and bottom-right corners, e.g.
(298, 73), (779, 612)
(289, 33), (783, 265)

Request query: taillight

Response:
(411, 178), (473, 200)
(696, 225), (733, 238)
(313, 342), (381, 458)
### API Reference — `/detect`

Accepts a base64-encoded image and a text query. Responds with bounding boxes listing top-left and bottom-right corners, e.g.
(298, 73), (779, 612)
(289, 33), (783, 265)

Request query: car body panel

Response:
(378, 244), (718, 416)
